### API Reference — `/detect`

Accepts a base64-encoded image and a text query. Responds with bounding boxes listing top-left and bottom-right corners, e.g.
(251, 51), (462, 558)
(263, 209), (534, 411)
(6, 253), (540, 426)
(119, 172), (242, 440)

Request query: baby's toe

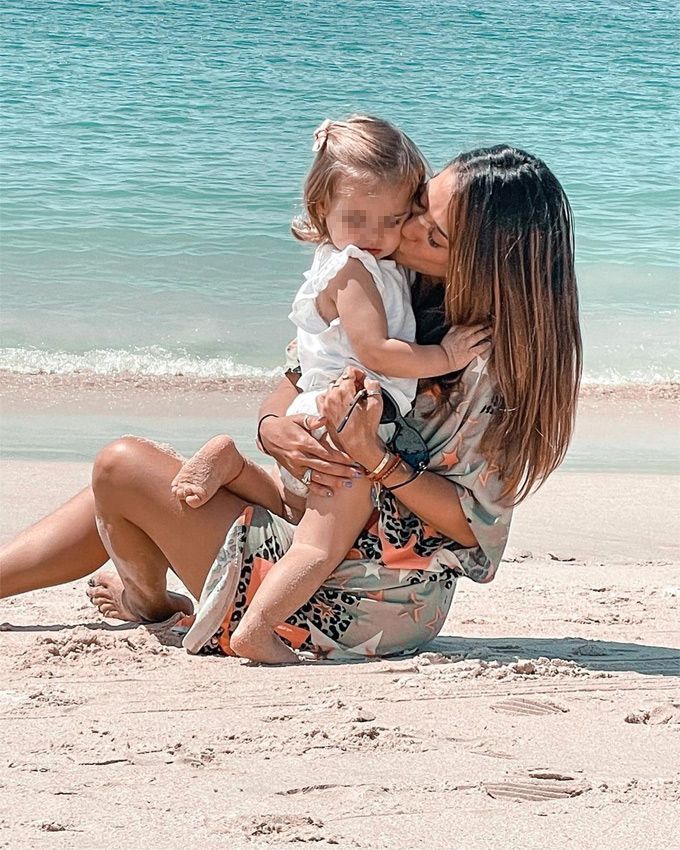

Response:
(185, 489), (207, 508)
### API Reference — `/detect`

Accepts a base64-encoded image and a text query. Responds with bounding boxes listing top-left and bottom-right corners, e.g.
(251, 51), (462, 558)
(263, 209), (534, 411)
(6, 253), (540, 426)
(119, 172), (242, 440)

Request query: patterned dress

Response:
(181, 354), (512, 660)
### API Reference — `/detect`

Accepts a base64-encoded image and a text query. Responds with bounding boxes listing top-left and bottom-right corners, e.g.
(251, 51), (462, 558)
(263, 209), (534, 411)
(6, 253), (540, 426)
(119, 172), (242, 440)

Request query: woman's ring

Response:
(302, 415), (312, 431)
(366, 390), (382, 397)
(301, 468), (313, 486)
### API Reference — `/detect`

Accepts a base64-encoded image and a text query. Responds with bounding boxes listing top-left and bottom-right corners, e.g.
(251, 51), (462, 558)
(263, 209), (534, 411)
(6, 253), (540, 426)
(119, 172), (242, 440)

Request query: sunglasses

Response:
(336, 387), (430, 472)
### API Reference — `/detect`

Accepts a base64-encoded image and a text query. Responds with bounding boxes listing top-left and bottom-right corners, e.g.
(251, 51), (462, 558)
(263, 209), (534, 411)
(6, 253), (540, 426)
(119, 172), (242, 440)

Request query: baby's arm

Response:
(230, 473), (374, 663)
(330, 259), (486, 377)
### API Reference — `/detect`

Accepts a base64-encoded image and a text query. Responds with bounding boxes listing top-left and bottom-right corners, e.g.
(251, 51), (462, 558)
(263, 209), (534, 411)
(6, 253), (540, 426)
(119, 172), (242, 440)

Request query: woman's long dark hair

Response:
(417, 145), (582, 504)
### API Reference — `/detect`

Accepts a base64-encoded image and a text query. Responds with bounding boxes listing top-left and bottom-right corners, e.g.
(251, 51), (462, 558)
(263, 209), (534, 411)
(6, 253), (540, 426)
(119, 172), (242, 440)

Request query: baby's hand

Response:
(440, 324), (491, 372)
(171, 435), (244, 508)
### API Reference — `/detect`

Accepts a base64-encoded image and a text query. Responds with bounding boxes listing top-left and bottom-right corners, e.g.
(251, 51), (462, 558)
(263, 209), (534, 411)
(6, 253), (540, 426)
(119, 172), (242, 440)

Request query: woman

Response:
(0, 145), (581, 662)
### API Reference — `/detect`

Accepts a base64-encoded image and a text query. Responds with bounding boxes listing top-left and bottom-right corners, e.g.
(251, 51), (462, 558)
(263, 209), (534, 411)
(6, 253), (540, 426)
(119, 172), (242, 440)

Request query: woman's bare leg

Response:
(0, 436), (251, 624)
(87, 436), (248, 621)
(0, 487), (108, 598)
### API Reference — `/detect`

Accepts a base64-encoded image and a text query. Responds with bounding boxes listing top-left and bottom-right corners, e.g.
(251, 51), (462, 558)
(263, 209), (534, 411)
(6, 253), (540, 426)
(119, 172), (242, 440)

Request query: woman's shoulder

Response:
(415, 356), (500, 419)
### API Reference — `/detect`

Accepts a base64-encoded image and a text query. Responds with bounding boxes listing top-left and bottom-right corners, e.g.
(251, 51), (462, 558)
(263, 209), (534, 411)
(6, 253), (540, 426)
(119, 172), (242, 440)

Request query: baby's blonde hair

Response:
(292, 115), (428, 244)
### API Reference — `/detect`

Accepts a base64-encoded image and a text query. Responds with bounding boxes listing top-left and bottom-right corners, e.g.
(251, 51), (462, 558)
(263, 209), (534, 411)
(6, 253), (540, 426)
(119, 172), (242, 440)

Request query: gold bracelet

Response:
(366, 450), (393, 479)
(373, 453), (402, 484)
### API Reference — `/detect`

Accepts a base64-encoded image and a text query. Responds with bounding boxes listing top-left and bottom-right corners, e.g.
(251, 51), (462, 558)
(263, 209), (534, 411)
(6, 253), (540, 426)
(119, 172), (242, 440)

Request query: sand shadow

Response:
(0, 620), (138, 633)
(0, 615), (185, 647)
(424, 635), (680, 677)
(2, 623), (677, 674)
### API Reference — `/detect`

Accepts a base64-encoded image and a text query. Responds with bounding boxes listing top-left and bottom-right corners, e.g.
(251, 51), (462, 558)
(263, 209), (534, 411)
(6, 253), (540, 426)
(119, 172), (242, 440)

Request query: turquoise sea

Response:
(1, 0), (679, 384)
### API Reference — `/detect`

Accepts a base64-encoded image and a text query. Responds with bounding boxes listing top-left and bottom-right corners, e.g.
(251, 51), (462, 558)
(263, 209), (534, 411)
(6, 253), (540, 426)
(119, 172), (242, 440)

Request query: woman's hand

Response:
(316, 367), (386, 472)
(258, 413), (358, 497)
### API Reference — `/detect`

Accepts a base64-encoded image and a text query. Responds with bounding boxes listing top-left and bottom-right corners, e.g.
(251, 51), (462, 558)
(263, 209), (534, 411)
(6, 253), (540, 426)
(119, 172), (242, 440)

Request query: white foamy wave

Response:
(0, 347), (280, 379)
(1, 347), (677, 387)
(582, 367), (680, 386)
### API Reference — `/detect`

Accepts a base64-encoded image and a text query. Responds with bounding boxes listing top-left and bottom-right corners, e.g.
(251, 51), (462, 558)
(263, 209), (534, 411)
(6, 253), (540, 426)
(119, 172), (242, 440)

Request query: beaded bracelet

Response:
(372, 453), (402, 484)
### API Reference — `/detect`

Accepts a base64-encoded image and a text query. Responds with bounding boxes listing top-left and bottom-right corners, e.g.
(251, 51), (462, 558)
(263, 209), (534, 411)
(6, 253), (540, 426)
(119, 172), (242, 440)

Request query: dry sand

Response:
(1, 457), (679, 849)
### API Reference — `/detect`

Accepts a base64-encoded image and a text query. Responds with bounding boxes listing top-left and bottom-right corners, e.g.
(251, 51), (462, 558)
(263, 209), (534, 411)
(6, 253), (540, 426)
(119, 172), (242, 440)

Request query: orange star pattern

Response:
(440, 447), (460, 469)
(364, 589), (385, 602)
(313, 599), (335, 620)
(379, 531), (433, 572)
(477, 463), (499, 487)
(398, 591), (427, 623)
(424, 605), (446, 632)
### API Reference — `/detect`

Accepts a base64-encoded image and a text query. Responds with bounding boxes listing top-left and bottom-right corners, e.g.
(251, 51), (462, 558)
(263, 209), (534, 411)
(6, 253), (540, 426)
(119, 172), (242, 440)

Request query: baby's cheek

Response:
(386, 230), (402, 253)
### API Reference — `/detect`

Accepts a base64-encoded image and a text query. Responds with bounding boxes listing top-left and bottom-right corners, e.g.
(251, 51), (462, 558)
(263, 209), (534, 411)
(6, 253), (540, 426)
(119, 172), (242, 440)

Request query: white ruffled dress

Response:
(287, 242), (418, 419)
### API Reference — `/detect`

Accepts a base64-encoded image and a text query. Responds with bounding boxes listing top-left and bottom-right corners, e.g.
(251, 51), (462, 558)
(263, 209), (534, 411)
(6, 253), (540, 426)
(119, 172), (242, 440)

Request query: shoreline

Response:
(2, 372), (678, 473)
(1, 369), (679, 401)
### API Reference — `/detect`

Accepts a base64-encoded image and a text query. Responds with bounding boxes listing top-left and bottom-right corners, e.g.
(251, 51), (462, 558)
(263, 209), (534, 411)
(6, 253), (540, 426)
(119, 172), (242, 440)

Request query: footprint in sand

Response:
(624, 703), (680, 725)
(212, 814), (355, 846)
(484, 771), (590, 801)
(491, 697), (569, 716)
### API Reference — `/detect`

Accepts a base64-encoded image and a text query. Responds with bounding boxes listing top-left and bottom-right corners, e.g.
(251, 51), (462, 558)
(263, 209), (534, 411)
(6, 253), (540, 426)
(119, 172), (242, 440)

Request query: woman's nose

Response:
(400, 214), (420, 240)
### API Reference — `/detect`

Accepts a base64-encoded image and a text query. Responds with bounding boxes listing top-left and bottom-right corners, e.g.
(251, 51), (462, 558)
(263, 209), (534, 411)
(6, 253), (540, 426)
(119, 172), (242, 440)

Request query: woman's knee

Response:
(92, 436), (171, 497)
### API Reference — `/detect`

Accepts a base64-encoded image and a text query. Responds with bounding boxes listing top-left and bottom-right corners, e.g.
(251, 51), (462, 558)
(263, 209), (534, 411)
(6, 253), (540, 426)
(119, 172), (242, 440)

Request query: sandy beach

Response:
(1, 384), (679, 849)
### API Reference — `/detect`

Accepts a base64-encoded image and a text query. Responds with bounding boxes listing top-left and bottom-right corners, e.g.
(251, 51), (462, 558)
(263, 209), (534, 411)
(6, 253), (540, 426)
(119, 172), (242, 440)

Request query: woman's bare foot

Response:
(171, 435), (245, 508)
(86, 570), (193, 623)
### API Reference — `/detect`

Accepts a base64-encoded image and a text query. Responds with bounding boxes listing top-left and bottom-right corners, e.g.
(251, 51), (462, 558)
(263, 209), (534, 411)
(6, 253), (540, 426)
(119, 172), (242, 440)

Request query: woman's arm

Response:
(257, 377), (357, 497)
(351, 440), (477, 548)
(316, 367), (478, 547)
(257, 373), (300, 419)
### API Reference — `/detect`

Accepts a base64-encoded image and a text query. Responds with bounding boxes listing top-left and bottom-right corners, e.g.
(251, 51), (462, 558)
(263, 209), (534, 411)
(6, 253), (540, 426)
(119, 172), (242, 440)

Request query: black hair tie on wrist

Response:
(385, 466), (427, 491)
(256, 413), (279, 456)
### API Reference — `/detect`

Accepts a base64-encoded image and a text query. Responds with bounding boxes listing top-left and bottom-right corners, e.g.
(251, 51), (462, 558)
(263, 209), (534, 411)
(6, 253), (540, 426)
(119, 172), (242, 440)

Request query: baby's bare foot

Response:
(171, 435), (244, 508)
(86, 570), (193, 623)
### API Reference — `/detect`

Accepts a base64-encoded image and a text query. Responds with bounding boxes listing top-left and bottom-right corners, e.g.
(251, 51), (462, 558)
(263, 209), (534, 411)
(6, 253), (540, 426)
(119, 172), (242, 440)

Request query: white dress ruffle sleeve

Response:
(288, 242), (417, 417)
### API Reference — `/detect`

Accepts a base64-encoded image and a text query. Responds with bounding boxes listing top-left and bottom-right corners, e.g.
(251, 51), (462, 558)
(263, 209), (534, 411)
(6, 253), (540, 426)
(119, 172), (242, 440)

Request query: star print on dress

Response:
(469, 355), (488, 377)
(305, 621), (346, 660)
(398, 591), (427, 623)
(345, 630), (383, 657)
(424, 605), (446, 632)
(363, 561), (383, 580)
(379, 531), (434, 572)
(440, 446), (460, 469)
(477, 463), (500, 487)
(312, 598), (335, 620)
